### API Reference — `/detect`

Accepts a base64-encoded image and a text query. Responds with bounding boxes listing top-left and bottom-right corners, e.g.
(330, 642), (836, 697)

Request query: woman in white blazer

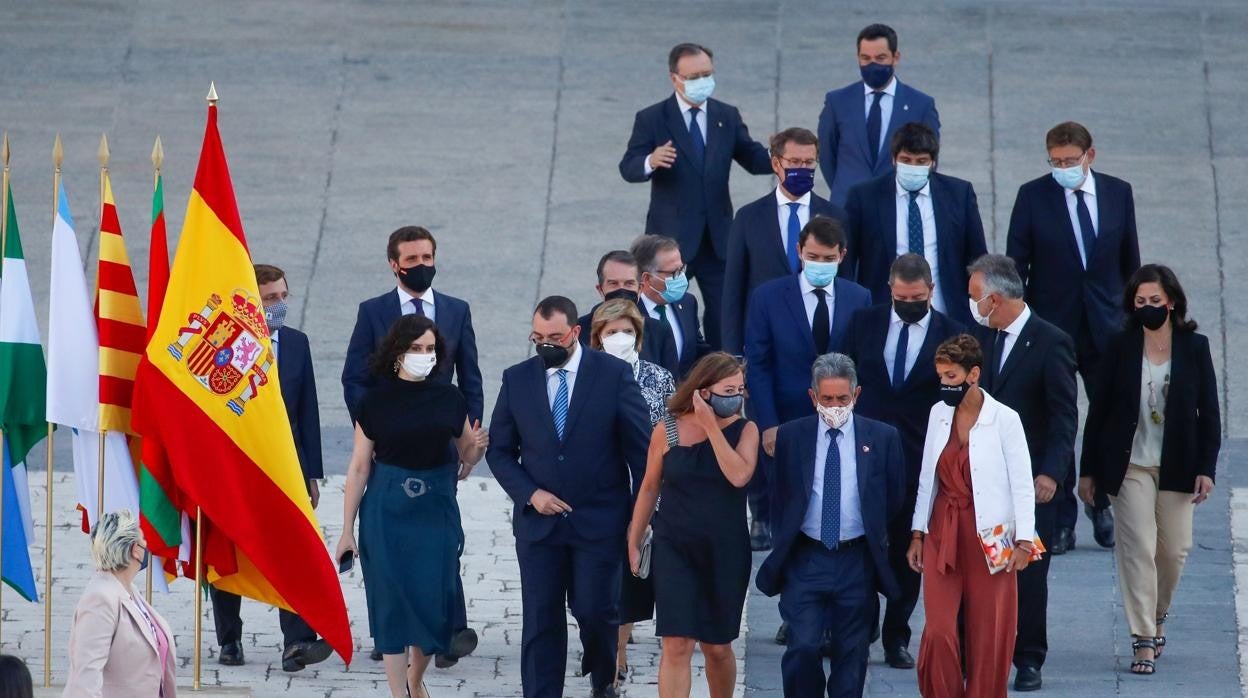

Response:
(906, 334), (1034, 698)
(64, 510), (176, 698)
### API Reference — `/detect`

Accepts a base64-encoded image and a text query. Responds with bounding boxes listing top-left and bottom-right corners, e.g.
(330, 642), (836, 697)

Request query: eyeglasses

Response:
(1047, 153), (1086, 168)
(529, 333), (569, 345)
(653, 266), (686, 280)
(675, 71), (714, 81)
(777, 156), (817, 169)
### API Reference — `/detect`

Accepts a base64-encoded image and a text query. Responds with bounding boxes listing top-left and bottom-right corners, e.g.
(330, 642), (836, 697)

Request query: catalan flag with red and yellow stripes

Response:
(96, 174), (146, 434)
(133, 102), (351, 662)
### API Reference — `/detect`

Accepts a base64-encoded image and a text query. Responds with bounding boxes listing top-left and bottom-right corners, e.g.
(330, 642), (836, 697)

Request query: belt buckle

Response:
(401, 477), (428, 498)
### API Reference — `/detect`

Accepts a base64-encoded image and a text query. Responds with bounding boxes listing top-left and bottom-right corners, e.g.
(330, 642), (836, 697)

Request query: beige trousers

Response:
(1108, 464), (1195, 638)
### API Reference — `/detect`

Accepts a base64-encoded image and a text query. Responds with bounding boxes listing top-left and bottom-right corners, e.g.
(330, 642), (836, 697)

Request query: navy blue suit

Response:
(619, 94), (772, 348)
(756, 414), (905, 698)
(842, 304), (962, 651)
(487, 349), (650, 697)
(842, 172), (987, 327)
(817, 80), (940, 206)
(577, 304), (679, 377)
(721, 189), (847, 355)
(341, 288), (484, 424)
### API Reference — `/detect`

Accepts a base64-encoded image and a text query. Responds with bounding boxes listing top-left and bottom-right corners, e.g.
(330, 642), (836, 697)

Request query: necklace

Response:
(1145, 358), (1169, 425)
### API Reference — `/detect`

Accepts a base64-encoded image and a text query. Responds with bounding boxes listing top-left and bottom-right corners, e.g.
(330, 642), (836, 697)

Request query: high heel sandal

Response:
(1130, 637), (1157, 675)
(1154, 612), (1168, 657)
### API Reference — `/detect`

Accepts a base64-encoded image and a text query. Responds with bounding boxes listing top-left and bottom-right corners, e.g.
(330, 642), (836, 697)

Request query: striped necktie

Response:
(552, 369), (569, 440)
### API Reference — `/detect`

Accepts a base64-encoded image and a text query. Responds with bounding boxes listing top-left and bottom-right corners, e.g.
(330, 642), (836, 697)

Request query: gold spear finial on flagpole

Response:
(45, 134), (63, 688)
(207, 82), (219, 106)
(152, 136), (164, 173)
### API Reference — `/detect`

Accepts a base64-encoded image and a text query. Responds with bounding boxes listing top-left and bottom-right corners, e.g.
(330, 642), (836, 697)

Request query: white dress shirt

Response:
(801, 413), (865, 541)
(545, 342), (582, 409)
(799, 272), (835, 331)
(640, 294), (685, 359)
(894, 180), (945, 313)
(643, 93), (709, 176)
(1062, 172), (1099, 268)
(883, 306), (931, 383)
(993, 304), (1032, 371)
(776, 187), (812, 256)
(396, 285), (436, 322)
(863, 77), (897, 158)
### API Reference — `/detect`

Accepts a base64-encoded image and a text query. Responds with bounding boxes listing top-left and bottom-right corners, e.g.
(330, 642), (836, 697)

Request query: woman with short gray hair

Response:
(64, 509), (176, 697)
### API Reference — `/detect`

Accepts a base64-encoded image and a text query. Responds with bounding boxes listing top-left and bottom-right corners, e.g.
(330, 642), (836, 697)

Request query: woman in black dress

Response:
(627, 352), (759, 698)
(335, 315), (488, 698)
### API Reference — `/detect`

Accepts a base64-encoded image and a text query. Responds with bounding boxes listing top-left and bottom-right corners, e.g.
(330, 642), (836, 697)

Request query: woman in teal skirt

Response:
(336, 315), (488, 698)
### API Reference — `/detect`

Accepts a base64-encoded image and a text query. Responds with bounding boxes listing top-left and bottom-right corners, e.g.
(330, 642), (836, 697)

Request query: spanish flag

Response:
(134, 100), (351, 662)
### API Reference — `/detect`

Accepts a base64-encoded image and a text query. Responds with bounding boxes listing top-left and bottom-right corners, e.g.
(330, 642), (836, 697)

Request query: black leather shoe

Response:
(282, 639), (333, 672)
(750, 520), (772, 551)
(1087, 505), (1115, 548)
(885, 646), (915, 669)
(1050, 527), (1075, 555)
(435, 627), (479, 668)
(218, 641), (245, 666)
(774, 622), (789, 645)
(591, 685), (620, 698)
(369, 647), (383, 661)
(1014, 665), (1042, 691)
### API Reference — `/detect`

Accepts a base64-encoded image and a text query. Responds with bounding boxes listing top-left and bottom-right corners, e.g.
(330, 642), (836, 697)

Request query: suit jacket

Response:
(1006, 171), (1141, 353)
(487, 349), (651, 543)
(577, 303), (679, 377)
(341, 288), (484, 424)
(755, 414), (905, 599)
(276, 326), (323, 480)
(721, 189), (848, 355)
(972, 312), (1078, 483)
(1080, 328), (1220, 496)
(64, 572), (177, 698)
(842, 304), (964, 492)
(744, 276), (871, 431)
(843, 172), (988, 326)
(817, 79), (940, 206)
(619, 95), (772, 259)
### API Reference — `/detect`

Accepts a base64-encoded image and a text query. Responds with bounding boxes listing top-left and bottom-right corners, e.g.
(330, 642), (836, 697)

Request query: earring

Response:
(393, 360), (401, 374)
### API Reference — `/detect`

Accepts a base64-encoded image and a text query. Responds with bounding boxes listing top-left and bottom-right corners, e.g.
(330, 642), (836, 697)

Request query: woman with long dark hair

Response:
(1079, 264), (1220, 676)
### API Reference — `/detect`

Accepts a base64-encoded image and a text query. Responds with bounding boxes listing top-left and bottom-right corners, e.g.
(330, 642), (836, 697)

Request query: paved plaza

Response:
(1, 0), (1247, 695)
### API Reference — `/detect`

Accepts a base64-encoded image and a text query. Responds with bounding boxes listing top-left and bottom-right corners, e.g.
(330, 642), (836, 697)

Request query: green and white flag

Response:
(0, 182), (48, 543)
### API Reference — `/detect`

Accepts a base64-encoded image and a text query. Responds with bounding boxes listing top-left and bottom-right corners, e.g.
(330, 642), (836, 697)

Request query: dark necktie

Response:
(820, 427), (842, 549)
(990, 329), (1008, 386)
(786, 202), (802, 273)
(655, 304), (669, 325)
(552, 369), (569, 441)
(907, 191), (925, 254)
(812, 288), (830, 355)
(688, 107), (706, 162)
(410, 297), (425, 317)
(893, 322), (910, 388)
(866, 91), (884, 169)
(1074, 189), (1096, 267)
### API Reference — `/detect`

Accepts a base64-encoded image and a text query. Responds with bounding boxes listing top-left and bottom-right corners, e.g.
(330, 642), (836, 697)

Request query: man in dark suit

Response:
(1007, 121), (1140, 552)
(209, 264), (332, 672)
(756, 353), (905, 698)
(817, 23), (940, 207)
(576, 249), (678, 375)
(619, 42), (773, 349)
(842, 254), (963, 669)
(488, 296), (650, 698)
(843, 123), (987, 326)
(722, 127), (847, 356)
(967, 254), (1078, 692)
(631, 235), (709, 379)
(340, 225), (483, 666)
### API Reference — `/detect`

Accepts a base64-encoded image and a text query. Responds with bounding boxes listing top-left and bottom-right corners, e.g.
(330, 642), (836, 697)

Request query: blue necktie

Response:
(893, 322), (910, 388)
(786, 202), (802, 273)
(820, 427), (842, 548)
(1074, 190), (1096, 267)
(866, 92), (884, 168)
(907, 191), (924, 255)
(688, 107), (706, 162)
(552, 369), (569, 441)
(410, 297), (425, 317)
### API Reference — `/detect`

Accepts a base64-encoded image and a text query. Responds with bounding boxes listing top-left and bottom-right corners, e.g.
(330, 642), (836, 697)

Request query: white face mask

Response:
(968, 295), (995, 327)
(401, 352), (437, 378)
(817, 403), (853, 430)
(601, 332), (639, 365)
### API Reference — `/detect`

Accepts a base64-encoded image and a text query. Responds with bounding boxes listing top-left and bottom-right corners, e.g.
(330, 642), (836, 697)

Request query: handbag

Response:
(977, 522), (1046, 575)
(637, 526), (654, 579)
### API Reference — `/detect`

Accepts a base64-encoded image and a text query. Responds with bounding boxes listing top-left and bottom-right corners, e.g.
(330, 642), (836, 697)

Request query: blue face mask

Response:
(803, 260), (839, 288)
(264, 300), (288, 335)
(895, 162), (931, 192)
(659, 272), (689, 303)
(1050, 162), (1086, 190)
(682, 75), (715, 104)
(782, 168), (815, 197)
(860, 62), (894, 90)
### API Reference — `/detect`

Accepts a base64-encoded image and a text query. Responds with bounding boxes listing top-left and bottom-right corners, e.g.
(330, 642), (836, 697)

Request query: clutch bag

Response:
(978, 522), (1045, 575)
(637, 527), (654, 579)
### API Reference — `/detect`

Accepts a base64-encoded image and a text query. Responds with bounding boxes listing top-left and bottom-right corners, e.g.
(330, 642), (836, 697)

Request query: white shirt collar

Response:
(1001, 303), (1032, 336)
(546, 341), (582, 377)
(798, 271), (833, 297)
(775, 186), (812, 208)
(640, 293), (664, 312)
(889, 305), (932, 330)
(1064, 170), (1097, 197)
(863, 76), (898, 97)
(674, 92), (706, 113)
(396, 285), (433, 306)
(895, 179), (930, 199)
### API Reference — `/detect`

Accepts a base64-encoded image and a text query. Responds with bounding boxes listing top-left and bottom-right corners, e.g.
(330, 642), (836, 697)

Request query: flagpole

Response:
(0, 132), (10, 646)
(96, 135), (109, 522)
(193, 506), (203, 690)
(144, 136), (163, 605)
(45, 134), (63, 688)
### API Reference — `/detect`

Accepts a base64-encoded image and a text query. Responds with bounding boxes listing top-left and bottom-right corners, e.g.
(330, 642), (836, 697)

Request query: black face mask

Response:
(939, 382), (969, 407)
(603, 288), (639, 304)
(535, 341), (571, 369)
(1135, 304), (1169, 331)
(893, 299), (929, 325)
(397, 264), (436, 294)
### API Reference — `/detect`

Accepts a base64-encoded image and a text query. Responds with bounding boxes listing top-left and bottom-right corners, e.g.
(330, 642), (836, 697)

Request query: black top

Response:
(655, 418), (750, 537)
(358, 378), (467, 470)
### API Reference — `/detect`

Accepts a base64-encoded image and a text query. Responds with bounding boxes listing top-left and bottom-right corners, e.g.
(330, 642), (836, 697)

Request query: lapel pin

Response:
(1026, 340), (1032, 348)
(903, 104), (909, 111)
(862, 445), (870, 453)
(718, 121), (723, 127)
